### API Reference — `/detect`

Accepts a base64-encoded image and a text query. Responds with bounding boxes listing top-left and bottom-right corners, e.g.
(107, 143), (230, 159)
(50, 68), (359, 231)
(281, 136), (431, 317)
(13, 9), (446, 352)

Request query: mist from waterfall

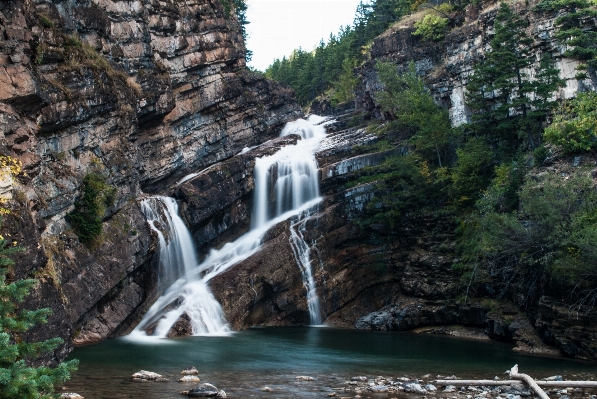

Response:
(128, 116), (327, 341)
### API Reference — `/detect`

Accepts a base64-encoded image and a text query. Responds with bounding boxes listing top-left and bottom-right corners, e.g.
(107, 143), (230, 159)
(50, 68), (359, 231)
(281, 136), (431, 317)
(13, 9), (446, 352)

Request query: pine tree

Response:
(536, 0), (597, 83)
(0, 236), (78, 398)
(466, 2), (536, 146)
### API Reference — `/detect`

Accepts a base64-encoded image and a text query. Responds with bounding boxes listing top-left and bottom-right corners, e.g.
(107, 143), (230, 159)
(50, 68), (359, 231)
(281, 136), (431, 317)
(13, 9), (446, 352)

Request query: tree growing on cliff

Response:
(536, 0), (597, 83)
(0, 236), (78, 398)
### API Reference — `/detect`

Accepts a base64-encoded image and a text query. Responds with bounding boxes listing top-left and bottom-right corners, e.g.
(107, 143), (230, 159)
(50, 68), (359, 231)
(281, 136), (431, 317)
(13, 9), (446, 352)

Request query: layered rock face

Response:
(0, 0), (300, 359)
(355, 0), (595, 124)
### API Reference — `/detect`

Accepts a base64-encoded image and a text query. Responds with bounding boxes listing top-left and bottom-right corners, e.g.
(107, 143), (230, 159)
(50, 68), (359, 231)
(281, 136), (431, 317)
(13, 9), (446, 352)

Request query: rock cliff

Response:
(355, 0), (595, 125)
(0, 0), (300, 361)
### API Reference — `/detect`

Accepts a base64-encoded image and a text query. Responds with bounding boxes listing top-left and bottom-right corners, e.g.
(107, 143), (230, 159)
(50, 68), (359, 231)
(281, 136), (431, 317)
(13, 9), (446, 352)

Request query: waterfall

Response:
(289, 207), (323, 325)
(129, 116), (328, 340)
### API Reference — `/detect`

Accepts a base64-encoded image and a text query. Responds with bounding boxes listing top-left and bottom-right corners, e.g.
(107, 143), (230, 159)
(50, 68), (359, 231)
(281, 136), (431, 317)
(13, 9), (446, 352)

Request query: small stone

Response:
(446, 376), (458, 380)
(444, 385), (457, 393)
(217, 390), (227, 398)
(352, 376), (368, 381)
(544, 376), (563, 382)
(155, 377), (170, 382)
(296, 376), (314, 381)
(180, 391), (190, 396)
(426, 384), (438, 392)
(261, 387), (273, 392)
(328, 393), (337, 397)
(370, 386), (389, 393)
(61, 394), (84, 399)
(179, 376), (201, 383)
(181, 366), (199, 375)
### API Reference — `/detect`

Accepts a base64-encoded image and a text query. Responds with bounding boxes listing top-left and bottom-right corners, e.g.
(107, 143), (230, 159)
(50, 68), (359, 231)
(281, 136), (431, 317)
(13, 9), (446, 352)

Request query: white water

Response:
(129, 116), (328, 340)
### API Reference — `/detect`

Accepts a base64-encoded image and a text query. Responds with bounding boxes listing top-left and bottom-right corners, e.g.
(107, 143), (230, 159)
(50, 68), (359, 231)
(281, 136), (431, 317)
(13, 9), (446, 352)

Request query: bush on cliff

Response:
(544, 92), (597, 153)
(67, 173), (116, 243)
(0, 236), (78, 398)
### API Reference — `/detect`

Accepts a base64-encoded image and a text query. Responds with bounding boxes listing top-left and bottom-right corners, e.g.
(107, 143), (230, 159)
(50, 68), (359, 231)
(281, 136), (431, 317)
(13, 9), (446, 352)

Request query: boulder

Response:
(188, 383), (219, 397)
(131, 370), (165, 381)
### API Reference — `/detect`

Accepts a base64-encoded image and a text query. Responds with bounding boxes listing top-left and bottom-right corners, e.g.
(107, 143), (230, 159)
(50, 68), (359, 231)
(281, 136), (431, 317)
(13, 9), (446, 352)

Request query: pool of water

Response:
(64, 327), (597, 399)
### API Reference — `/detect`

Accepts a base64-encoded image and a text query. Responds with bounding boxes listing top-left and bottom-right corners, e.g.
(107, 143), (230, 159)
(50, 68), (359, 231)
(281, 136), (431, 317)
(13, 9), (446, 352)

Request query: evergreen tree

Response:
(466, 2), (536, 146)
(466, 2), (564, 148)
(0, 236), (78, 398)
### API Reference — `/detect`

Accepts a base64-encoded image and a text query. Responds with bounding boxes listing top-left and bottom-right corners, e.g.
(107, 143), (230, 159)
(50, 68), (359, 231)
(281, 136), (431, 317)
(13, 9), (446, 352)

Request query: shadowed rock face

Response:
(0, 0), (300, 360)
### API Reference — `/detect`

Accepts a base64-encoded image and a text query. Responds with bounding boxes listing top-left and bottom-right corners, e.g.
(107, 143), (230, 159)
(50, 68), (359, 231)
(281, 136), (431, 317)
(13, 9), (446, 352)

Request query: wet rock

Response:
(131, 370), (164, 381)
(179, 376), (201, 383)
(217, 390), (227, 398)
(261, 387), (273, 392)
(404, 382), (427, 394)
(444, 385), (457, 393)
(188, 383), (219, 397)
(167, 313), (194, 338)
(296, 376), (315, 381)
(61, 394), (84, 399)
(370, 385), (389, 393)
(543, 376), (563, 381)
(181, 366), (199, 375)
(352, 376), (368, 381)
(425, 384), (438, 391)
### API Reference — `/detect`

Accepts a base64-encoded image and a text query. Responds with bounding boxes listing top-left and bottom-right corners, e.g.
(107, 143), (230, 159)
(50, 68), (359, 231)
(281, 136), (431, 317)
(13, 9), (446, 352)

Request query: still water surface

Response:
(66, 327), (597, 399)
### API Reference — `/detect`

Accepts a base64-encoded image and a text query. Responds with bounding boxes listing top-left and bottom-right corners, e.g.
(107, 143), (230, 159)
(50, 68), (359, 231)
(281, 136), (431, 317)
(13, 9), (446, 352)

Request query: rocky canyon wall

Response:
(0, 0), (300, 361)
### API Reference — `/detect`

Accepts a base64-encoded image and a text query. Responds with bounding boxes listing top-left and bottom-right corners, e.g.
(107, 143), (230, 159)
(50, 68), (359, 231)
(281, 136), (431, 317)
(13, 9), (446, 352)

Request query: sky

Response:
(245, 0), (362, 71)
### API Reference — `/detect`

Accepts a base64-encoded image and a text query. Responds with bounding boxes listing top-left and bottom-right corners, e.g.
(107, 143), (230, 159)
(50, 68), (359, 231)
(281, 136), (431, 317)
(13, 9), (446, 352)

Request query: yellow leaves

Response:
(0, 155), (22, 179)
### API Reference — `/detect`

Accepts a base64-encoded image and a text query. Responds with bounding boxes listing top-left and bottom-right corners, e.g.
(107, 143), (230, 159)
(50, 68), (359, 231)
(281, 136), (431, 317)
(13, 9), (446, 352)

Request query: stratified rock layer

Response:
(0, 0), (301, 359)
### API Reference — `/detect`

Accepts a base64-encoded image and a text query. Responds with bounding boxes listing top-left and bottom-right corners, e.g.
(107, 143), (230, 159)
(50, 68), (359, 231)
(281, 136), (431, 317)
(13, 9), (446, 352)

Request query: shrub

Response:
(544, 92), (597, 153)
(413, 14), (449, 41)
(67, 173), (116, 243)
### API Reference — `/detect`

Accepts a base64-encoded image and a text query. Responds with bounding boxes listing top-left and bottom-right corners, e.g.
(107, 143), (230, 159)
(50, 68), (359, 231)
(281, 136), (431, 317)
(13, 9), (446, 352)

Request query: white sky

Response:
(245, 0), (363, 71)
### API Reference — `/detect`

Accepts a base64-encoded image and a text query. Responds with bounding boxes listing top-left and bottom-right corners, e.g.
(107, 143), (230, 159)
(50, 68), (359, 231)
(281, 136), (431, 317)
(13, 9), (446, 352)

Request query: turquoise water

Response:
(65, 327), (597, 399)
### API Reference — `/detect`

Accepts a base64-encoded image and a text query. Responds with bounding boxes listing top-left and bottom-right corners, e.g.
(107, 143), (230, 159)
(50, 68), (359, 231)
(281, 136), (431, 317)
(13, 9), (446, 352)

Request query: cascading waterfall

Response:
(129, 116), (328, 340)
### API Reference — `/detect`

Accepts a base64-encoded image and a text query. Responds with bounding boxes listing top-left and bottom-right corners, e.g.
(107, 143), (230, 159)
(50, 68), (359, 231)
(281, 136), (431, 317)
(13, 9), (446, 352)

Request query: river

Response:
(64, 327), (597, 399)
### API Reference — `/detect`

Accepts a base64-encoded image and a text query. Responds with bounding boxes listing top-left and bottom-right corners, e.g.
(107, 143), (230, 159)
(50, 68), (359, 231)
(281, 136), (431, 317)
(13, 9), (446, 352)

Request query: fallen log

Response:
(434, 380), (597, 388)
(510, 364), (550, 399)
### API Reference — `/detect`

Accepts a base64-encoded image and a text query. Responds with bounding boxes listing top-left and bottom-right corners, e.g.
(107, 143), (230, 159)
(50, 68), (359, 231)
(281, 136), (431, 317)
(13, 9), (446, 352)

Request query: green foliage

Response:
(38, 14), (53, 28)
(537, 0), (597, 78)
(0, 236), (78, 398)
(220, 0), (251, 61)
(533, 145), (549, 166)
(413, 14), (449, 41)
(376, 61), (453, 167)
(67, 173), (116, 243)
(451, 137), (494, 205)
(544, 92), (597, 153)
(331, 58), (359, 105)
(265, 0), (413, 105)
(458, 172), (597, 306)
(356, 154), (443, 229)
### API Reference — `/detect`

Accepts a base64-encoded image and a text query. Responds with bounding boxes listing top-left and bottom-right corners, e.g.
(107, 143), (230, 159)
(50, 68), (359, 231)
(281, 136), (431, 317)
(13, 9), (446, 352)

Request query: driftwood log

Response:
(435, 364), (597, 399)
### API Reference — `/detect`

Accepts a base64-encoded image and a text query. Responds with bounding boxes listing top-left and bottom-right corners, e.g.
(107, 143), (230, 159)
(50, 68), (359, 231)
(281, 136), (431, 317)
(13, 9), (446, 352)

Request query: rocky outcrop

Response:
(355, 0), (595, 124)
(0, 0), (300, 359)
